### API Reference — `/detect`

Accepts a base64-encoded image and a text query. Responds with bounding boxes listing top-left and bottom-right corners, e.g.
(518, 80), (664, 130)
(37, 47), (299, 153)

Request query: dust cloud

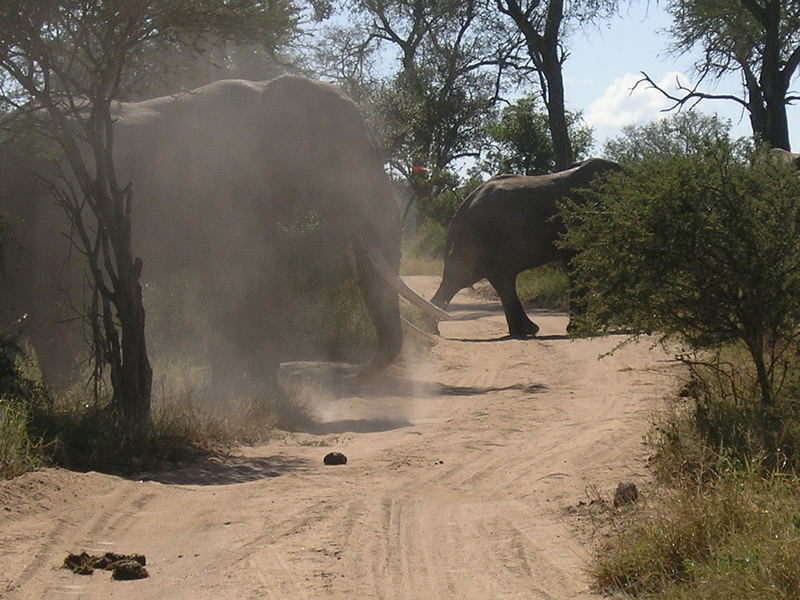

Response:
(0, 68), (427, 429)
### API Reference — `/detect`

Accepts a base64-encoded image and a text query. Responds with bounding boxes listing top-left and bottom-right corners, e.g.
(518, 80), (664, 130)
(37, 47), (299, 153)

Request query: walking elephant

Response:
(0, 75), (445, 399)
(431, 158), (621, 337)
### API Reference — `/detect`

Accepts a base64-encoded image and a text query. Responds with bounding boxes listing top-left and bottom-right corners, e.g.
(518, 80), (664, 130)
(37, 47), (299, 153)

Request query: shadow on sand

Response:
(280, 361), (441, 400)
(446, 333), (572, 343)
(438, 382), (548, 396)
(288, 417), (413, 435)
(277, 361), (548, 435)
(138, 454), (315, 486)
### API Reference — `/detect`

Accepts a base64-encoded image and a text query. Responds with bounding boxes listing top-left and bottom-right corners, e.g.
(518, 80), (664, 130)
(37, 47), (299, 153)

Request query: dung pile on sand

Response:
(63, 552), (148, 580)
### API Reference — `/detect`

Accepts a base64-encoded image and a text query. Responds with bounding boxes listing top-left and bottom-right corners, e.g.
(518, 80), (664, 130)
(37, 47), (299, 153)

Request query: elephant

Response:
(0, 75), (446, 399)
(431, 158), (622, 337)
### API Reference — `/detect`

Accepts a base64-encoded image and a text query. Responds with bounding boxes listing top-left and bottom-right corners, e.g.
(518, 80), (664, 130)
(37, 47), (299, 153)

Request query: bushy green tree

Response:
(479, 94), (592, 176)
(561, 143), (800, 459)
(494, 0), (618, 169)
(603, 111), (737, 165)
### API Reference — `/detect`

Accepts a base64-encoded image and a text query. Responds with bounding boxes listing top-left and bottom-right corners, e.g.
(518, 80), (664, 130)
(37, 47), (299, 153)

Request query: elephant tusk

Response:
(401, 317), (438, 345)
(361, 240), (453, 321)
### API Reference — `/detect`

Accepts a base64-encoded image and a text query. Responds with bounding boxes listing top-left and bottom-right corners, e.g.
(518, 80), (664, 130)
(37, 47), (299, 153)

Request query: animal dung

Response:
(63, 552), (149, 580)
(323, 452), (348, 465)
(613, 482), (639, 507)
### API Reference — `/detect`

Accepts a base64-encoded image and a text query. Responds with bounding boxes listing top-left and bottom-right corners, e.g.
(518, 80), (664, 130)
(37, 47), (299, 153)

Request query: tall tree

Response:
(494, 0), (615, 170)
(603, 111), (737, 164)
(0, 0), (301, 433)
(478, 93), (592, 176)
(641, 0), (800, 150)
(322, 0), (522, 203)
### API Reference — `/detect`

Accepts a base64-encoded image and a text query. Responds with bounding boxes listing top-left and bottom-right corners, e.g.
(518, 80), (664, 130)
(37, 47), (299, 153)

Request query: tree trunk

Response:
(542, 59), (574, 170)
(113, 256), (152, 430)
(497, 0), (574, 171)
(747, 334), (779, 462)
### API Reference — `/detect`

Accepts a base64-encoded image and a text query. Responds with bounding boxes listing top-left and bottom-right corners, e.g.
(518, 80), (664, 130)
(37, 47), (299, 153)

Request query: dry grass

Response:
(0, 397), (43, 478)
(593, 470), (800, 599)
(400, 254), (443, 276)
(592, 355), (800, 599)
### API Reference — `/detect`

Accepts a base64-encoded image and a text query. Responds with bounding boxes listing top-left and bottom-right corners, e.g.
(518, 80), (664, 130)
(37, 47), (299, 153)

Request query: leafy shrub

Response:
(405, 217), (447, 258)
(516, 264), (569, 309)
(596, 345), (800, 599)
(561, 143), (800, 461)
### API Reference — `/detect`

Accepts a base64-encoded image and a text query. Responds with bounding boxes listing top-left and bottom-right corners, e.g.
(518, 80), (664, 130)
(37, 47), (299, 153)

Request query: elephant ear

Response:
(361, 240), (452, 321)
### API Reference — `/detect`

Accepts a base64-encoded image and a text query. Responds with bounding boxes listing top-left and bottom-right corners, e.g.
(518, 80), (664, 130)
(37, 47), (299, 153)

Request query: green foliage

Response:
(594, 470), (800, 599)
(410, 168), (473, 227)
(595, 348), (800, 598)
(404, 218), (448, 260)
(279, 219), (376, 363)
(562, 143), (800, 348)
(478, 95), (593, 176)
(0, 397), (43, 478)
(370, 65), (496, 181)
(603, 111), (739, 166)
(562, 143), (800, 457)
(664, 0), (800, 147)
(667, 0), (800, 82)
(516, 265), (570, 310)
(0, 338), (48, 479)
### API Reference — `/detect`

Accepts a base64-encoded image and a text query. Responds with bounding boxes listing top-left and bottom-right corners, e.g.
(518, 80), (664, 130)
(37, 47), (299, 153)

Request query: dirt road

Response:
(0, 276), (679, 599)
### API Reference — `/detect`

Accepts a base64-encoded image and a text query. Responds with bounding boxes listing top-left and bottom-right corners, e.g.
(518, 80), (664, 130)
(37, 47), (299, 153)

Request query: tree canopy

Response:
(642, 0), (800, 149)
(479, 94), (592, 176)
(561, 143), (800, 456)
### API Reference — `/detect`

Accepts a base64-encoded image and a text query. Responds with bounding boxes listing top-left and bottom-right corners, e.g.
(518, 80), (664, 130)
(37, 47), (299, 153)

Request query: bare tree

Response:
(322, 0), (522, 201)
(0, 0), (302, 433)
(493, 0), (617, 170)
(640, 0), (800, 150)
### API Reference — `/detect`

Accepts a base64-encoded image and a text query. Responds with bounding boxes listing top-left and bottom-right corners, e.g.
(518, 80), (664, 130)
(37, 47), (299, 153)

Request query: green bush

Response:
(405, 217), (448, 259)
(562, 143), (800, 461)
(0, 337), (48, 478)
(401, 218), (445, 276)
(595, 344), (800, 599)
(516, 264), (570, 309)
(0, 397), (43, 478)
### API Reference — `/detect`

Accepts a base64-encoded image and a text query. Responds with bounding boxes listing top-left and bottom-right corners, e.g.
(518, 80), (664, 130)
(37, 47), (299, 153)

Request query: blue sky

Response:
(561, 3), (800, 152)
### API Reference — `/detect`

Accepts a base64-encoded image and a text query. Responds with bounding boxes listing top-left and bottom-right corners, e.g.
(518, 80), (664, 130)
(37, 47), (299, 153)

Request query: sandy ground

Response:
(0, 276), (681, 599)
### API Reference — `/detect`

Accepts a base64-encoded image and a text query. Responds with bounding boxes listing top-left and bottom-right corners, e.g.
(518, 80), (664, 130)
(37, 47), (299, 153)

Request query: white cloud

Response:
(584, 71), (691, 129)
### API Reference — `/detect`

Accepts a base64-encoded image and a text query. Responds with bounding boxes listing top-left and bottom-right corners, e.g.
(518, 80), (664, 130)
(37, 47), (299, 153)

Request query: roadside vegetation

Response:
(591, 357), (800, 600)
(560, 134), (800, 598)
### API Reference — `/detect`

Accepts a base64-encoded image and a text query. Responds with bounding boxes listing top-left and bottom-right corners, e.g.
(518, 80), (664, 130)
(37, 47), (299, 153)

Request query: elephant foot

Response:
(509, 321), (540, 338)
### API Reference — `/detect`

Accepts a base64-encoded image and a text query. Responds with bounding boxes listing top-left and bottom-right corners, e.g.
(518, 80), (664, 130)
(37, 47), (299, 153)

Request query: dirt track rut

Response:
(0, 276), (678, 599)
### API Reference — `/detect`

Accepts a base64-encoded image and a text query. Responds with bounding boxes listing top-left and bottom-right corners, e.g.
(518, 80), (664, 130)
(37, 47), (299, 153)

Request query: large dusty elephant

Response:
(0, 75), (443, 398)
(431, 158), (621, 337)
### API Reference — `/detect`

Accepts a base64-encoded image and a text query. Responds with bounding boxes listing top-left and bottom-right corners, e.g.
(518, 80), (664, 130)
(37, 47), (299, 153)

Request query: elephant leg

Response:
(204, 253), (285, 404)
(354, 243), (403, 371)
(488, 272), (540, 337)
(207, 303), (283, 404)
